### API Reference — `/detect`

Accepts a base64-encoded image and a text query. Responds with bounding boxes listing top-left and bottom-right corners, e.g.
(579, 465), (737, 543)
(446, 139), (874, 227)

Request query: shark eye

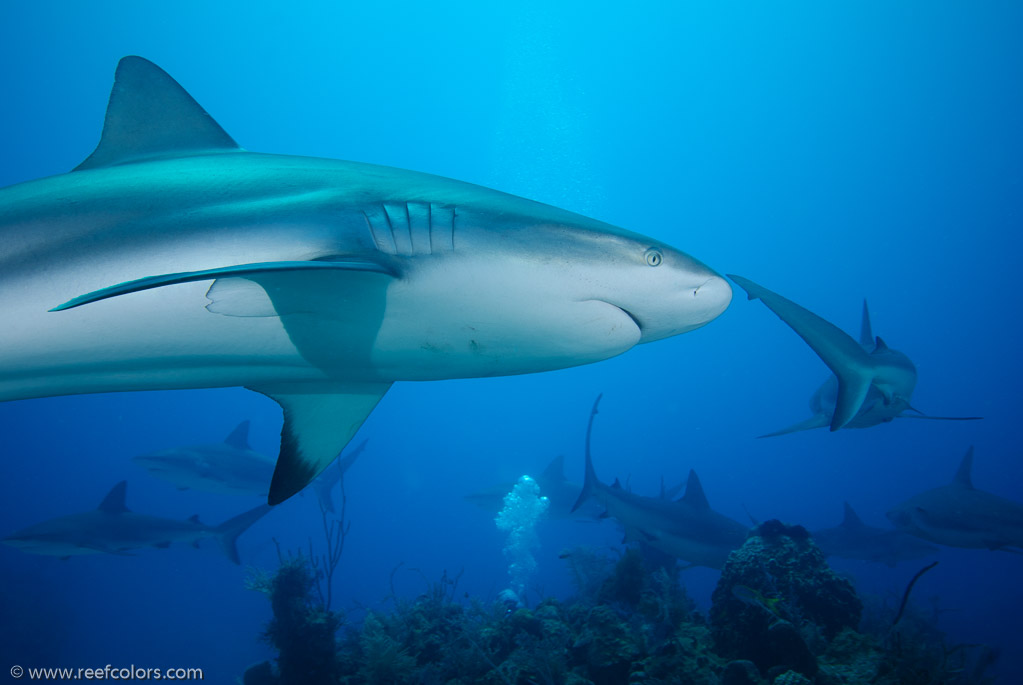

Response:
(645, 248), (663, 267)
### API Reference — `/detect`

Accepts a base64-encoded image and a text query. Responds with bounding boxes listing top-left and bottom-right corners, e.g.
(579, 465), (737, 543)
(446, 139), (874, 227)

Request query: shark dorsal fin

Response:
(841, 501), (865, 527)
(873, 336), (889, 352)
(541, 455), (566, 482)
(224, 420), (252, 450)
(953, 446), (975, 488)
(611, 477), (623, 490)
(681, 470), (710, 510)
(859, 300), (874, 348)
(188, 514), (202, 525)
(75, 56), (240, 171)
(98, 481), (130, 514)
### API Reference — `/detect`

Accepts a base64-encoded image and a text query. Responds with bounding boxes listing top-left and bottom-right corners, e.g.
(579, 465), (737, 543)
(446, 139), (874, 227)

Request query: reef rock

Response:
(710, 520), (862, 679)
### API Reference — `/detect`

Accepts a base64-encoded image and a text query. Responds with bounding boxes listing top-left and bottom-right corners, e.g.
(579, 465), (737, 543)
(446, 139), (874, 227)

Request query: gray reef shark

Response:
(132, 420), (364, 512)
(887, 447), (1023, 553)
(728, 275), (980, 436)
(0, 56), (731, 504)
(812, 501), (938, 567)
(2, 481), (271, 563)
(572, 396), (748, 569)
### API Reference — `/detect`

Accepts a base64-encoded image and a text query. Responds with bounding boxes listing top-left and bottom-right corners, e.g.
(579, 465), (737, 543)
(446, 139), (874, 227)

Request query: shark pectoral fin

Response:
(831, 370), (873, 431)
(899, 406), (984, 422)
(50, 260), (398, 312)
(758, 413), (830, 438)
(254, 382), (391, 505)
(728, 275), (873, 395)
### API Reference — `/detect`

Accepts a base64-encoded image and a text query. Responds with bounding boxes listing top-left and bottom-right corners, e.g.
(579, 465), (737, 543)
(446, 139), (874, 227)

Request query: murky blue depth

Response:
(1, 1), (1020, 681)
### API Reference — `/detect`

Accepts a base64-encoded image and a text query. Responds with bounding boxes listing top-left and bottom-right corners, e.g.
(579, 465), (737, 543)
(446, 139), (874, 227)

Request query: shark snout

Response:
(690, 274), (732, 324)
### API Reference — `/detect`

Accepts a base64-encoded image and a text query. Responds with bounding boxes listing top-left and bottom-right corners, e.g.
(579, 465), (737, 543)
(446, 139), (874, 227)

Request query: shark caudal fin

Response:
(215, 504), (273, 564)
(728, 275), (874, 431)
(572, 394), (603, 513)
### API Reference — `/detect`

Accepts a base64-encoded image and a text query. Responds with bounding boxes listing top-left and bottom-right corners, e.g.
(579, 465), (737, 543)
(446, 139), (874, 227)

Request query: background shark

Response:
(728, 274), (980, 436)
(2, 481), (270, 564)
(0, 56), (731, 505)
(812, 501), (938, 567)
(133, 420), (273, 495)
(132, 420), (365, 512)
(572, 396), (748, 569)
(887, 447), (1023, 553)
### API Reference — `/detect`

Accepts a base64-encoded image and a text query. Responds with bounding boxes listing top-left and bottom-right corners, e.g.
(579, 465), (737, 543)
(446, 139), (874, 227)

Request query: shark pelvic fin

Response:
(50, 259), (398, 312)
(681, 470), (710, 510)
(76, 56), (240, 171)
(831, 369), (873, 430)
(224, 420), (252, 450)
(97, 481), (130, 514)
(953, 446), (974, 488)
(254, 382), (391, 505)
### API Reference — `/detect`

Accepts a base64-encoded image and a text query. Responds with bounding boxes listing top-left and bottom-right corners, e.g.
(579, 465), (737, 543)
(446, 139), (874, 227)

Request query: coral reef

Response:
(244, 537), (997, 684)
(246, 557), (343, 684)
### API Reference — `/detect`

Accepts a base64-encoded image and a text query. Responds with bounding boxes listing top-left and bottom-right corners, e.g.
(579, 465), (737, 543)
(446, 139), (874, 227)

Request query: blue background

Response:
(1, 1), (1020, 681)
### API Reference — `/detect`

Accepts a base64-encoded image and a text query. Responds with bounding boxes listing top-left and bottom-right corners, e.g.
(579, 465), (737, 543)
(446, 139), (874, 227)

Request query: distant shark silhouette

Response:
(572, 396), (748, 569)
(0, 56), (731, 505)
(133, 420), (365, 512)
(728, 275), (980, 435)
(887, 447), (1023, 553)
(2, 481), (270, 563)
(812, 501), (938, 567)
(466, 455), (685, 521)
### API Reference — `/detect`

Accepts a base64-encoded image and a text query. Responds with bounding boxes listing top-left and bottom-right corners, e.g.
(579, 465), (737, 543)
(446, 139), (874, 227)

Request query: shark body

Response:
(812, 501), (938, 567)
(572, 396), (748, 569)
(0, 57), (731, 504)
(1, 481), (270, 563)
(887, 447), (1023, 553)
(728, 275), (979, 436)
(133, 420), (274, 495)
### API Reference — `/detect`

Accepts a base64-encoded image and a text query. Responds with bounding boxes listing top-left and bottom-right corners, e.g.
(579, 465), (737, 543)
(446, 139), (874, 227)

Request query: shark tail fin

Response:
(728, 275), (874, 431)
(758, 413), (831, 438)
(215, 504), (273, 564)
(571, 394), (603, 513)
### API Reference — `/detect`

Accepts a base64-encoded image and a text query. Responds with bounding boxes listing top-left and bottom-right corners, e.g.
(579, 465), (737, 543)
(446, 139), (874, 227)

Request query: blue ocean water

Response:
(1, 0), (1020, 681)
